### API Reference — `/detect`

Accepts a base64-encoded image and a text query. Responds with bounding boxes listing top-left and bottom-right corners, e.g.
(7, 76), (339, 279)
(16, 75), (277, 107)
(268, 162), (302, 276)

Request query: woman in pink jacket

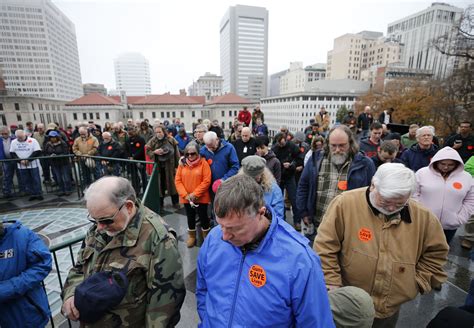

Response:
(414, 146), (474, 244)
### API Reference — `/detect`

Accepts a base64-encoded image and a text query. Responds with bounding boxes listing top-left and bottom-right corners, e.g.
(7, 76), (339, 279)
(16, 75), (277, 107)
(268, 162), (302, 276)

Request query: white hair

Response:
(415, 126), (434, 138)
(203, 131), (218, 144)
(372, 163), (415, 198)
(15, 129), (25, 138)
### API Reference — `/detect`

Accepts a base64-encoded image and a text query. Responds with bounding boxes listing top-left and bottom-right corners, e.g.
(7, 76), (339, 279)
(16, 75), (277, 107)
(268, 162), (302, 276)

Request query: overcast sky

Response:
(54, 0), (470, 94)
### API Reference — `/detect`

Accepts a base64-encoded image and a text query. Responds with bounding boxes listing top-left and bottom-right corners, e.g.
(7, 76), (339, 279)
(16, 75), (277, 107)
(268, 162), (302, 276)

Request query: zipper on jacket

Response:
(228, 249), (247, 327)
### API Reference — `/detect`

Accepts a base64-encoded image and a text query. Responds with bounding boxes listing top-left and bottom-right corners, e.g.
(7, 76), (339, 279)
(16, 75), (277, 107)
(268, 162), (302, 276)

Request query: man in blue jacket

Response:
(196, 175), (334, 327)
(297, 125), (375, 232)
(400, 126), (438, 172)
(0, 220), (52, 328)
(200, 131), (240, 192)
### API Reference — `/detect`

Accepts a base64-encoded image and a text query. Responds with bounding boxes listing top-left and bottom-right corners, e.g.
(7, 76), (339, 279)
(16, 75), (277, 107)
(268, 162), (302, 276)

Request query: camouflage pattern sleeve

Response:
(146, 232), (185, 327)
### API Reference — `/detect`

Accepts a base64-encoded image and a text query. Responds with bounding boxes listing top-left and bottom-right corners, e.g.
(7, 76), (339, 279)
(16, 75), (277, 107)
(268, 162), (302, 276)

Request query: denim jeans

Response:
(51, 164), (72, 193)
(18, 167), (42, 196)
(279, 176), (299, 224)
(3, 161), (26, 195)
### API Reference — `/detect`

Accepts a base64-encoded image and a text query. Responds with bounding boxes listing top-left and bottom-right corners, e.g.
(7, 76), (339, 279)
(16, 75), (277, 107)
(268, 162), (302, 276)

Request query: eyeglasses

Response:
(377, 193), (408, 209)
(185, 152), (197, 157)
(87, 202), (126, 225)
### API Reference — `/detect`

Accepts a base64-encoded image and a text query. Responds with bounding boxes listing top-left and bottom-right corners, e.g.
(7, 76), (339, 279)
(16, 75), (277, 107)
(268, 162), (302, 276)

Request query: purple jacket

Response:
(414, 147), (474, 230)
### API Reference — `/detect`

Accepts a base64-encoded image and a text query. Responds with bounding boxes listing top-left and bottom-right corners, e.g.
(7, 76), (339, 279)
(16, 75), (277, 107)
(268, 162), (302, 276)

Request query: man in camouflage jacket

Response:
(61, 176), (185, 327)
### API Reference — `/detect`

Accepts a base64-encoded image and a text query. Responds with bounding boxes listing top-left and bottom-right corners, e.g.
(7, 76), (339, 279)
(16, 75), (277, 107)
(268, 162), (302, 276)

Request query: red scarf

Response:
(186, 156), (201, 168)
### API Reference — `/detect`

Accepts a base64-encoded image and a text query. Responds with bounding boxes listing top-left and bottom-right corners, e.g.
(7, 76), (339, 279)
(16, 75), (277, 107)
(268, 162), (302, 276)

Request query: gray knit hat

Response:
(242, 156), (266, 178)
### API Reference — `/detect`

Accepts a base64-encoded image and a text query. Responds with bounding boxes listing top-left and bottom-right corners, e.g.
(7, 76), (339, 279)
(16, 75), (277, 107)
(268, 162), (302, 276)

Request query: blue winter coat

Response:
(264, 181), (284, 219)
(196, 209), (335, 327)
(0, 220), (52, 328)
(296, 150), (376, 218)
(200, 140), (240, 182)
(0, 136), (15, 160)
(175, 134), (191, 153)
(400, 143), (438, 172)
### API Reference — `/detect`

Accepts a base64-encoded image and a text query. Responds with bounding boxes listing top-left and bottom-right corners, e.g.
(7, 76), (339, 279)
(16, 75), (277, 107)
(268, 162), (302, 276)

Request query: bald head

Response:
(15, 129), (26, 141)
(241, 127), (252, 142)
(84, 176), (136, 208)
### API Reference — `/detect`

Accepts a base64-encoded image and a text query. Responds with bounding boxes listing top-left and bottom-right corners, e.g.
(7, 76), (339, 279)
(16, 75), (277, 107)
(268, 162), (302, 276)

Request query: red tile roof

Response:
(67, 93), (209, 106)
(66, 93), (121, 106)
(132, 94), (203, 105)
(208, 93), (252, 104)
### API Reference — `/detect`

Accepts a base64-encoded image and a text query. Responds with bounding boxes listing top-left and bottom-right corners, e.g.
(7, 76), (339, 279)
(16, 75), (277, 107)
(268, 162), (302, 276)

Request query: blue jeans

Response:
(18, 167), (42, 196)
(279, 176), (299, 225)
(444, 229), (457, 244)
(2, 161), (26, 195)
(51, 164), (72, 193)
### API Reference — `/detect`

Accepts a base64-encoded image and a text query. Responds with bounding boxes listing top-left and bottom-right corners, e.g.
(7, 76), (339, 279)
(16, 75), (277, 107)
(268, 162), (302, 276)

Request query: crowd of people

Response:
(1, 104), (473, 327)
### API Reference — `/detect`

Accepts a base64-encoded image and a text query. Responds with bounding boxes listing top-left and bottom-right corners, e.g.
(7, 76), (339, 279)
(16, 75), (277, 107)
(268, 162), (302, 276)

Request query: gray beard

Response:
(369, 192), (403, 216)
(330, 152), (348, 166)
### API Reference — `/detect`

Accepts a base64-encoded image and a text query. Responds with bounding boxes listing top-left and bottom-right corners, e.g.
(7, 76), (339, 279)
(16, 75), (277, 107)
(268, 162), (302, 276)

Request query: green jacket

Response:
(62, 204), (185, 327)
(465, 156), (474, 176)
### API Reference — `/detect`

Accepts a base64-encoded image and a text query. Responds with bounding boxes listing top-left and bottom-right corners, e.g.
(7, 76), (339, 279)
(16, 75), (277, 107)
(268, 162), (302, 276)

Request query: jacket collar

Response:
(365, 187), (412, 223)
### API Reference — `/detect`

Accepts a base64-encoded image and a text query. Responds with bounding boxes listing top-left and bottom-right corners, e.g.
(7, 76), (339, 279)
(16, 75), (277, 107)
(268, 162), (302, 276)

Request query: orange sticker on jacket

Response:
(249, 265), (266, 288)
(453, 182), (463, 190)
(358, 228), (372, 242)
(337, 180), (348, 191)
(135, 143), (140, 147)
(207, 159), (213, 165)
(107, 146), (112, 150)
(308, 134), (313, 139)
(300, 147), (305, 153)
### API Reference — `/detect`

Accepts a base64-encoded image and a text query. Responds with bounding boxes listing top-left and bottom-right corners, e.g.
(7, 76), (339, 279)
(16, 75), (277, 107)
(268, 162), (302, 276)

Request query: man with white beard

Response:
(313, 163), (449, 328)
(297, 125), (375, 232)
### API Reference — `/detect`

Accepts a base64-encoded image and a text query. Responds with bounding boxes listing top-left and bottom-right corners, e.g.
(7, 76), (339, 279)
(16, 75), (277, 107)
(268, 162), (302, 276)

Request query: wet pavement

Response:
(0, 194), (471, 328)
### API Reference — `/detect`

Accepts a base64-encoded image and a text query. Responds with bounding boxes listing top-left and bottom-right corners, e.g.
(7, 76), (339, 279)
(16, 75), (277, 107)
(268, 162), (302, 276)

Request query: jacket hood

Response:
(1, 220), (21, 239)
(428, 146), (464, 173)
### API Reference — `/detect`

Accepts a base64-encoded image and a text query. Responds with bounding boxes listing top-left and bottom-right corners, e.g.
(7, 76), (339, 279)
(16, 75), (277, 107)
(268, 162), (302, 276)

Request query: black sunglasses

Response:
(185, 152), (197, 157)
(87, 202), (126, 225)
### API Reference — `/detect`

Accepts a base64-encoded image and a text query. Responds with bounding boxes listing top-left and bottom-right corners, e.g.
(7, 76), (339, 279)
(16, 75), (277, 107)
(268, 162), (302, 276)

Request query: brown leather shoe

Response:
(461, 239), (472, 250)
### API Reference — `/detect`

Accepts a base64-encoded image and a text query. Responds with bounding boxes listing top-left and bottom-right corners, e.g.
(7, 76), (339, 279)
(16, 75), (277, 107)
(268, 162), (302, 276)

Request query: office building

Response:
(387, 2), (463, 79)
(83, 83), (107, 96)
(114, 52), (151, 96)
(280, 62), (326, 95)
(327, 31), (403, 81)
(0, 0), (83, 100)
(189, 72), (223, 101)
(220, 5), (268, 102)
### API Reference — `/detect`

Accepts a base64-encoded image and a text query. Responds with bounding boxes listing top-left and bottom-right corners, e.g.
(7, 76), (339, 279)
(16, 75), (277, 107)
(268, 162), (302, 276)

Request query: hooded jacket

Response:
(400, 143), (438, 172)
(414, 147), (474, 230)
(196, 208), (334, 327)
(0, 220), (52, 328)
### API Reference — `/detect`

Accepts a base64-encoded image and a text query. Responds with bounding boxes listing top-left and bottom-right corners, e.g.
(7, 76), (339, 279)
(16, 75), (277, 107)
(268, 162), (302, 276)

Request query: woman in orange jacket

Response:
(175, 142), (212, 247)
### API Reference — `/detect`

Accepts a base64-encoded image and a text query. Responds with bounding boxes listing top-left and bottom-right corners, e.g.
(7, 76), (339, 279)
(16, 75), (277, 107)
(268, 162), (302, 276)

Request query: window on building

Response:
(73, 113), (78, 120)
(0, 104), (3, 111)
(180, 111), (184, 118)
(152, 112), (156, 119)
(31, 103), (34, 110)
(17, 114), (22, 122)
(234, 110), (237, 116)
(105, 113), (110, 120)
(172, 112), (176, 118)
(47, 114), (51, 122)
(0, 114), (6, 126)
(14, 103), (20, 111)
(166, 112), (170, 118)
(140, 112), (144, 119)
(33, 113), (37, 121)
(192, 111), (195, 118)
(96, 113), (100, 120)
(82, 113), (87, 120)
(89, 113), (93, 120)
(221, 111), (225, 117)
(161, 112), (165, 118)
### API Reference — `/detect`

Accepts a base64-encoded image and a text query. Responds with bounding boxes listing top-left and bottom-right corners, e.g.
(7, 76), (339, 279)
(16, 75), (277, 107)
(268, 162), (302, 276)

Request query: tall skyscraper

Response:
(387, 3), (463, 79)
(114, 52), (151, 96)
(220, 5), (268, 102)
(0, 0), (83, 100)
